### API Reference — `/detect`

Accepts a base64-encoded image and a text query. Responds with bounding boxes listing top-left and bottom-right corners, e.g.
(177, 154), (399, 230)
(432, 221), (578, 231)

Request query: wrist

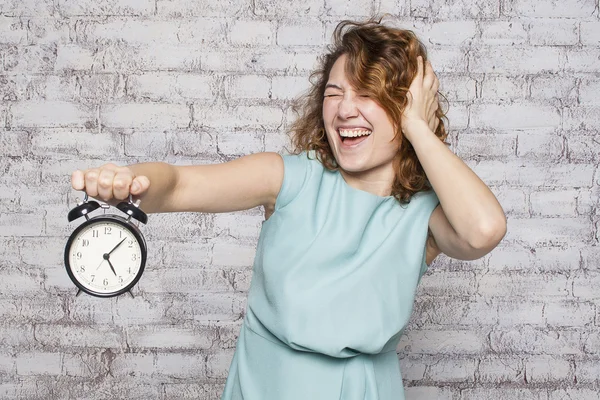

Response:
(401, 119), (431, 141)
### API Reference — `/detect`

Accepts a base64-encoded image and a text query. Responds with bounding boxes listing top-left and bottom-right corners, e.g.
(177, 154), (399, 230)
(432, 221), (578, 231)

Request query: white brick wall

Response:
(0, 0), (599, 399)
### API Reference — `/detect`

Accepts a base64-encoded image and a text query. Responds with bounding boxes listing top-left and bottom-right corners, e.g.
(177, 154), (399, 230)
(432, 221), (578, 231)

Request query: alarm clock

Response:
(64, 193), (148, 298)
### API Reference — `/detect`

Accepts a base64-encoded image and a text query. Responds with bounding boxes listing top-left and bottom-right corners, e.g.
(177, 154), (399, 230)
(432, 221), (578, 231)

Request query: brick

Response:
(164, 383), (224, 400)
(575, 360), (600, 383)
(576, 189), (599, 216)
(271, 76), (311, 100)
(0, 16), (28, 44)
(526, 355), (569, 385)
(413, 20), (478, 46)
(572, 271), (600, 300)
(212, 242), (256, 268)
(134, 44), (204, 71)
(194, 105), (283, 128)
(325, 0), (375, 16)
(478, 273), (569, 298)
(564, 106), (600, 130)
(477, 356), (525, 383)
(403, 386), (453, 400)
(470, 46), (561, 74)
(0, 268), (44, 293)
(417, 271), (477, 297)
(490, 326), (582, 355)
(444, 102), (469, 130)
(277, 20), (324, 46)
(36, 324), (125, 348)
(138, 268), (231, 293)
(10, 101), (96, 128)
(488, 245), (581, 271)
(0, 324), (35, 346)
(455, 133), (516, 159)
(224, 75), (271, 99)
(412, 298), (498, 326)
(254, 0), (324, 16)
(56, 0), (155, 16)
(399, 357), (426, 380)
(426, 357), (476, 382)
(550, 389), (600, 400)
(80, 376), (161, 399)
(3, 44), (56, 73)
(170, 129), (218, 157)
(506, 217), (592, 246)
(0, 129), (28, 156)
(497, 300), (545, 326)
(481, 75), (527, 100)
(213, 213), (263, 239)
(167, 293), (245, 322)
(428, 46), (468, 73)
(101, 103), (189, 129)
(25, 18), (71, 45)
(126, 325), (214, 349)
(411, 0), (499, 19)
(110, 352), (154, 376)
(206, 349), (234, 378)
(463, 388), (548, 400)
(123, 129), (169, 158)
(31, 129), (121, 158)
(229, 20), (274, 46)
(154, 353), (206, 378)
(530, 74), (577, 101)
(157, 0), (246, 17)
(470, 102), (560, 129)
(398, 329), (487, 354)
(55, 44), (95, 71)
(579, 76), (600, 104)
(565, 48), (600, 73)
(530, 190), (577, 216)
(581, 246), (600, 270)
(492, 187), (527, 215)
(437, 74), (476, 102)
(529, 20), (579, 46)
(480, 21), (527, 45)
(504, 0), (596, 17)
(15, 352), (61, 375)
(127, 73), (214, 101)
(142, 211), (213, 240)
(378, 0), (409, 16)
(0, 0), (53, 16)
(544, 301), (595, 327)
(517, 132), (564, 160)
(581, 22), (600, 45)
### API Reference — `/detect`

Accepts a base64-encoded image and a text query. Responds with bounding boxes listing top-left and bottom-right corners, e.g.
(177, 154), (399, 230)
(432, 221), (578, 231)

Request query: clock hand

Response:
(96, 259), (104, 271)
(107, 238), (127, 256)
(107, 259), (117, 276)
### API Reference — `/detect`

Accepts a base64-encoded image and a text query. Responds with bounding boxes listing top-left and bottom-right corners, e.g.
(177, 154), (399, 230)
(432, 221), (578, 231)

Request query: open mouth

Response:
(338, 128), (372, 146)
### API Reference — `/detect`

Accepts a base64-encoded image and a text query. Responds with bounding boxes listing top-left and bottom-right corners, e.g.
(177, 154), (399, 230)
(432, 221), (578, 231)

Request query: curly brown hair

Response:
(289, 17), (449, 204)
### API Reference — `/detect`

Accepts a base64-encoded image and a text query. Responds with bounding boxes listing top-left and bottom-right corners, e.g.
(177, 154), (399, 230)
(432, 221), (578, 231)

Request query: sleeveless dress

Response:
(220, 151), (440, 400)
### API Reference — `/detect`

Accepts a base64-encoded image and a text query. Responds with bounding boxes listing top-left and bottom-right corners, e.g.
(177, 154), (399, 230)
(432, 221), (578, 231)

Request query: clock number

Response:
(103, 278), (109, 286)
(92, 230), (99, 238)
(91, 275), (95, 282)
(82, 239), (89, 247)
(79, 265), (85, 272)
(128, 239), (134, 248)
(76, 252), (82, 259)
(118, 276), (123, 284)
(119, 230), (123, 238)
(128, 267), (132, 274)
(105, 227), (112, 235)
(131, 254), (137, 261)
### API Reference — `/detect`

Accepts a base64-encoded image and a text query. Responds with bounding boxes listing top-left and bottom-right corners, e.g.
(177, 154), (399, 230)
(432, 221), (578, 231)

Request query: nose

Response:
(337, 93), (359, 119)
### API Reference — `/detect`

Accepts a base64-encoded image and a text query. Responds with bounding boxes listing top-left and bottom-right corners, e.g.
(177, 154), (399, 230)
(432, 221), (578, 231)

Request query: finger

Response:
(423, 60), (434, 88)
(112, 168), (135, 200)
(131, 175), (150, 196)
(432, 76), (440, 93)
(96, 167), (117, 202)
(71, 170), (85, 191)
(83, 168), (100, 197)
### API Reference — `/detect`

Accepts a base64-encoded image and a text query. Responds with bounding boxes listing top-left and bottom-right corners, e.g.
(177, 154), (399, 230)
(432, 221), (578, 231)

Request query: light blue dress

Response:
(221, 151), (440, 400)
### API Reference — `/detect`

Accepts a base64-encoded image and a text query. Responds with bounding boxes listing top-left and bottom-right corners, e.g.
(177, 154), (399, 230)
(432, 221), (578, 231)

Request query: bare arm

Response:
(71, 152), (284, 215)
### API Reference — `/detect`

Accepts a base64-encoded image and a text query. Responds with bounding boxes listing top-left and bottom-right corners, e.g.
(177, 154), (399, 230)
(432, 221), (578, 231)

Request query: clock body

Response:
(64, 215), (147, 298)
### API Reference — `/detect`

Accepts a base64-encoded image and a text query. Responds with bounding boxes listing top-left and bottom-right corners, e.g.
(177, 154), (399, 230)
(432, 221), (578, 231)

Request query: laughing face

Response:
(322, 54), (401, 194)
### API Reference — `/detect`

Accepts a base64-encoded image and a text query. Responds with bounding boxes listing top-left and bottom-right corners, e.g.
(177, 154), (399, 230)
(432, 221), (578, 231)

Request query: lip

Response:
(337, 128), (373, 150)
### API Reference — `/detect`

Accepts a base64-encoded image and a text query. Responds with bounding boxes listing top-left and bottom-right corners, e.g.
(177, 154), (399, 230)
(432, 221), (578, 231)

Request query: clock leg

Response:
(127, 290), (135, 299)
(76, 289), (82, 297)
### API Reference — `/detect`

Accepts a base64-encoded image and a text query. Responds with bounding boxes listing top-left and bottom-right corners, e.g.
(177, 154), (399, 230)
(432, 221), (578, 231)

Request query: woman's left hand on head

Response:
(401, 56), (440, 141)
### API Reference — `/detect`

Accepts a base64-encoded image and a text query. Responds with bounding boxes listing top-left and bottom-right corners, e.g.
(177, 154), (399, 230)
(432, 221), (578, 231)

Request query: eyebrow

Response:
(324, 83), (342, 90)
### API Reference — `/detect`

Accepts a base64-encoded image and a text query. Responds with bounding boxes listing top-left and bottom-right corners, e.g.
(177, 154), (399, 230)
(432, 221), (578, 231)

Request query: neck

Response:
(339, 163), (395, 197)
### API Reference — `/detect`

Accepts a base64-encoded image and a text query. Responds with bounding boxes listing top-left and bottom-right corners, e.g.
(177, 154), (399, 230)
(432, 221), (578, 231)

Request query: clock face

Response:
(65, 217), (146, 297)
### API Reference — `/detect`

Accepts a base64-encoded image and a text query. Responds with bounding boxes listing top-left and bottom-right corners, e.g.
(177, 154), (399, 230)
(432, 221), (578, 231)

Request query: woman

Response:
(71, 18), (506, 400)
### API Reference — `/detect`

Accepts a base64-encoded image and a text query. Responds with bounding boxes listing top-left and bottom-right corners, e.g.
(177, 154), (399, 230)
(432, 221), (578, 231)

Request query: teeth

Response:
(338, 128), (372, 138)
